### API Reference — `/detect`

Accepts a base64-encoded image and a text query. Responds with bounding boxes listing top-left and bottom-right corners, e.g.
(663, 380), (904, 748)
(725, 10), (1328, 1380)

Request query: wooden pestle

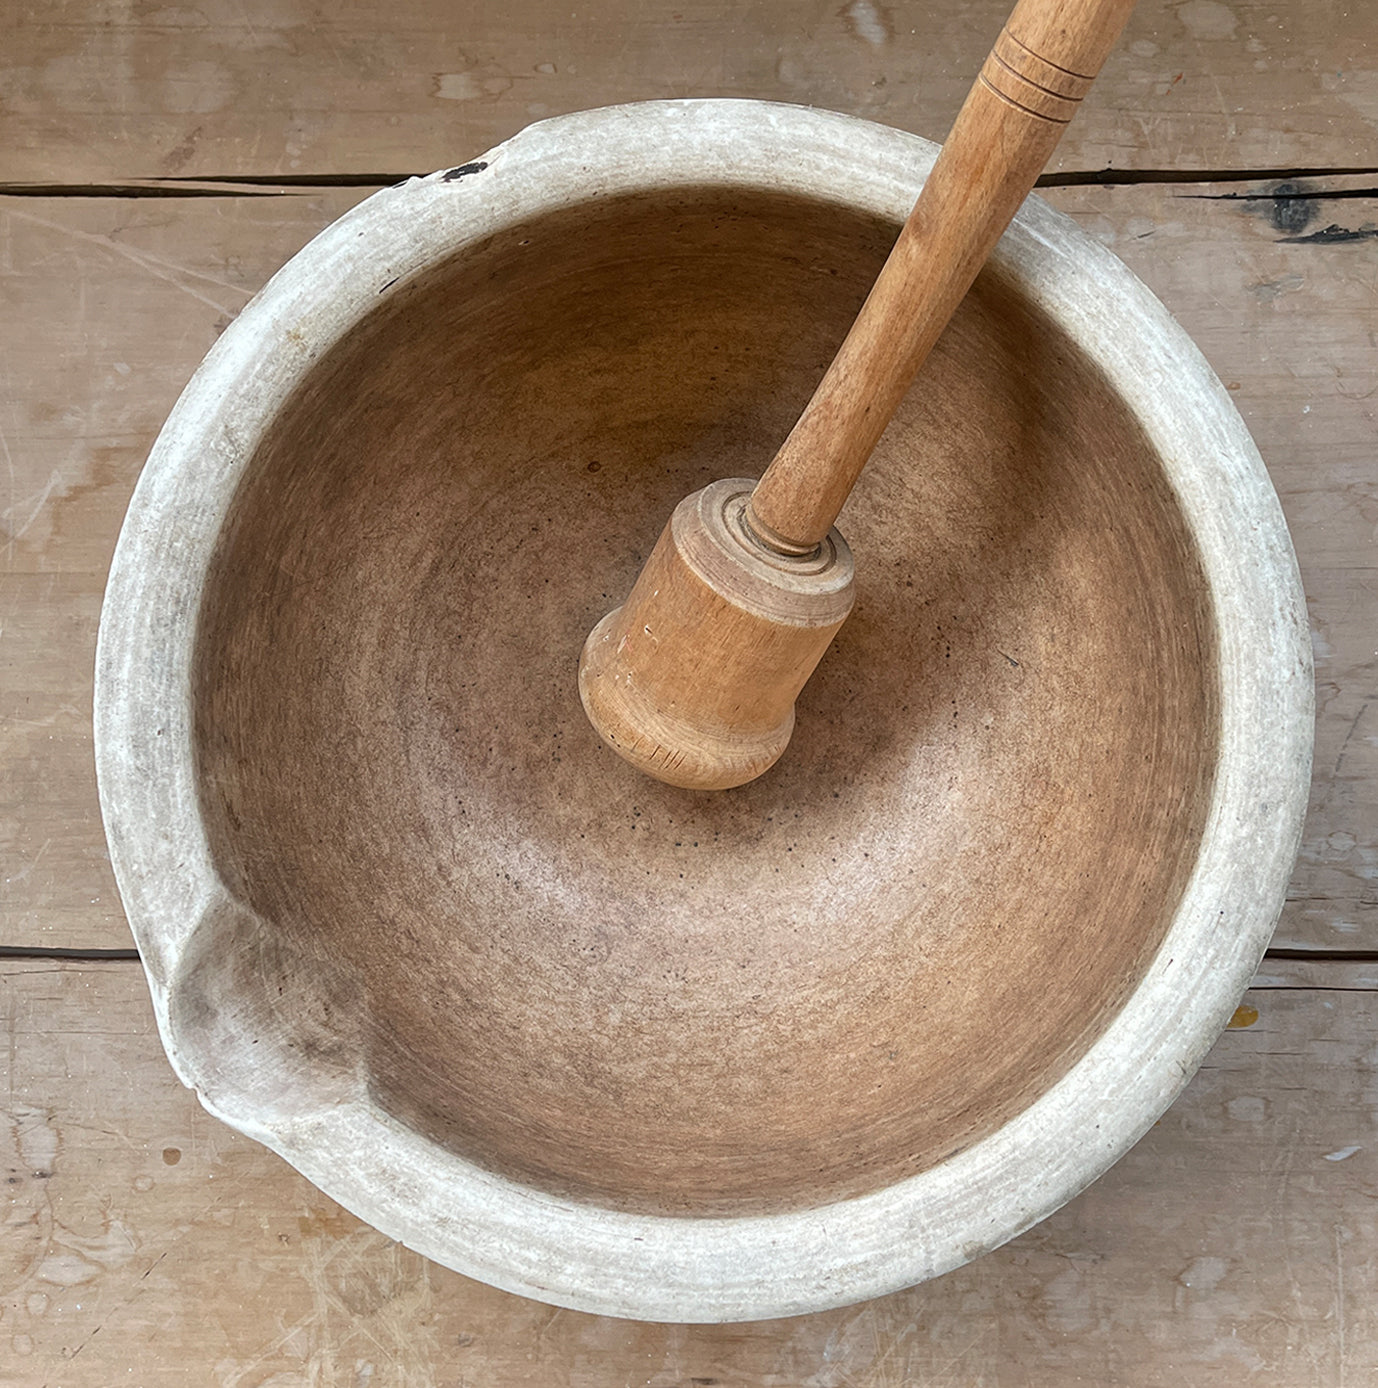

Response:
(579, 0), (1137, 790)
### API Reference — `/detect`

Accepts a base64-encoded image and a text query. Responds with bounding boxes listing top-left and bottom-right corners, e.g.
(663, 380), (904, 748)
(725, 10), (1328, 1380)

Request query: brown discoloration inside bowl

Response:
(193, 187), (1217, 1216)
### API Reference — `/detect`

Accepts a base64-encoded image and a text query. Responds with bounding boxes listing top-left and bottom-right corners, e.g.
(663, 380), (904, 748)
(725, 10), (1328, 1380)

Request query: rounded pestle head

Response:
(577, 479), (855, 790)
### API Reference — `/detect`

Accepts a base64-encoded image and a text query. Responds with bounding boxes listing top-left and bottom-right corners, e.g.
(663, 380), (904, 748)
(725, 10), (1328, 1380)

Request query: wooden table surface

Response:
(2, 1), (1375, 1382)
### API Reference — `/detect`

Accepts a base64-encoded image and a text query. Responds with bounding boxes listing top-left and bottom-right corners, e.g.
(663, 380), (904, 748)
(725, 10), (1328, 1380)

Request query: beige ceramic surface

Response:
(94, 101), (1312, 1322)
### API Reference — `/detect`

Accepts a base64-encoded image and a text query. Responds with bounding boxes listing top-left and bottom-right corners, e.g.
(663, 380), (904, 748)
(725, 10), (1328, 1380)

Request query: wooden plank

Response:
(1040, 175), (1378, 953)
(0, 576), (121, 948)
(1, 960), (1375, 1383)
(0, 192), (365, 953)
(2, 176), (1373, 950)
(0, 190), (365, 577)
(1041, 173), (1378, 575)
(1252, 954), (1378, 990)
(1, 0), (1376, 184)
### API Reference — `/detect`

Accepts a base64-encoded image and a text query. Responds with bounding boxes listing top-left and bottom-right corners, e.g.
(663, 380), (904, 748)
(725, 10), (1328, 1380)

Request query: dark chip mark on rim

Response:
(443, 161), (490, 181)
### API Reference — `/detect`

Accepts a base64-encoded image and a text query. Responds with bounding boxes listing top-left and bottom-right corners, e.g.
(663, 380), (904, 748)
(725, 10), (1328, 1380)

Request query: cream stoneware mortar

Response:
(95, 100), (1313, 1323)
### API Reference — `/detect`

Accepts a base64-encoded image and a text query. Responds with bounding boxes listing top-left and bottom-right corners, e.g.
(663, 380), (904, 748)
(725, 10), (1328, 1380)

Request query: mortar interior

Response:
(192, 185), (1218, 1217)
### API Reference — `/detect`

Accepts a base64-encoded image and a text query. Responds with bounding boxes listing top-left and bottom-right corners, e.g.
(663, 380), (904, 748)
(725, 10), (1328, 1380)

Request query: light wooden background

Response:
(2, 0), (1375, 1383)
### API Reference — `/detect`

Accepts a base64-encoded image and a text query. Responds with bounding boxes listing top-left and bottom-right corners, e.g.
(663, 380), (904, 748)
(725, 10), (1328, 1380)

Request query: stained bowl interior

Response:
(190, 183), (1218, 1217)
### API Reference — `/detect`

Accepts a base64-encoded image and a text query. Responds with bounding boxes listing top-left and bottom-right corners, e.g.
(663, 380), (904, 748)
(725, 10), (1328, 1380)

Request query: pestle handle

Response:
(745, 0), (1137, 555)
(579, 0), (1139, 789)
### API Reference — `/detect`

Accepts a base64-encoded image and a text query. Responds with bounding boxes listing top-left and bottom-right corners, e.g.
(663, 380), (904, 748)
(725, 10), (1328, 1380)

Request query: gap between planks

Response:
(0, 163), (1376, 200)
(0, 947), (1375, 990)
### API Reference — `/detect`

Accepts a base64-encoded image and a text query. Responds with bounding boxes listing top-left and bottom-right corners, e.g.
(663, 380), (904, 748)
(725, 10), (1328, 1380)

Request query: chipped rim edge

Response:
(94, 100), (1313, 1323)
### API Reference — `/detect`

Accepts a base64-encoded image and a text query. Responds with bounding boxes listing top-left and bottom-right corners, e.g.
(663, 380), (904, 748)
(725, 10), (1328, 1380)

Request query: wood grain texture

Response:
(3, 175), (1371, 953)
(1, 0), (1375, 184)
(1, 960), (1375, 1384)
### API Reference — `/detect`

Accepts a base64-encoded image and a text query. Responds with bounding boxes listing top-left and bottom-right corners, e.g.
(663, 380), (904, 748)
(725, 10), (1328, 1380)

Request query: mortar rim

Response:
(94, 99), (1312, 1322)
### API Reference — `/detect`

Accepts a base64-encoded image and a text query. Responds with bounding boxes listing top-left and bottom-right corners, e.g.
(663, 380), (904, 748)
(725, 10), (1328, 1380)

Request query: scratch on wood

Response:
(4, 207), (252, 314)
